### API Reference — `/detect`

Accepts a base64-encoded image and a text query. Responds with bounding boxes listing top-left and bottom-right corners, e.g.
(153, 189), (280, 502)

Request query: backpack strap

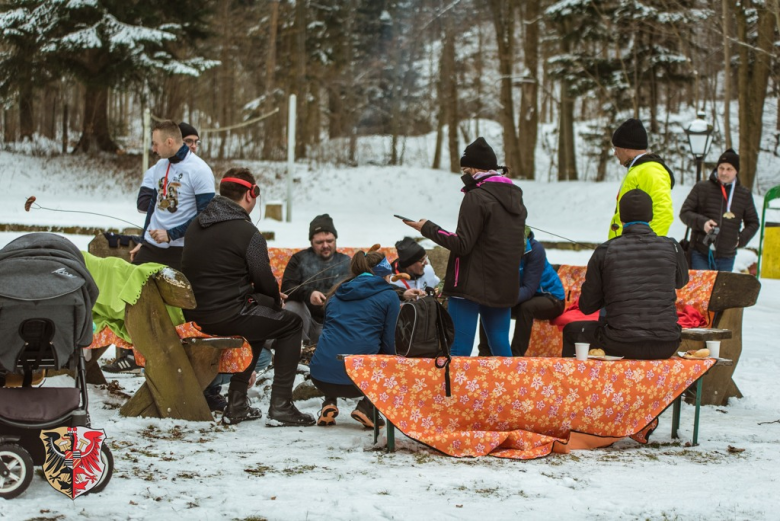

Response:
(434, 301), (453, 397)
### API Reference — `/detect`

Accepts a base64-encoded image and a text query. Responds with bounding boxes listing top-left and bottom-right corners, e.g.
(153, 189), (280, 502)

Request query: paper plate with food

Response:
(678, 348), (711, 360)
(587, 348), (624, 361)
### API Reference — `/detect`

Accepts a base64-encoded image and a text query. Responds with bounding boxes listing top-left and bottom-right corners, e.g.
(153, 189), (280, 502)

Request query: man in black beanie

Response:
(563, 189), (689, 360)
(281, 214), (350, 345)
(679, 148), (759, 271)
(390, 237), (440, 291)
(609, 118), (675, 240)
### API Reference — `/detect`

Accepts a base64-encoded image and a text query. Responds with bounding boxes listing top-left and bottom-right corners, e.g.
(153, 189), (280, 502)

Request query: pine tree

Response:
(38, 0), (215, 153)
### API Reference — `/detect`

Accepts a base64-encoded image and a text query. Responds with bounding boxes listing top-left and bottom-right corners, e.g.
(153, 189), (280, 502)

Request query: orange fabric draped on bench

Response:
(88, 322), (254, 373)
(525, 269), (719, 358)
(345, 355), (714, 460)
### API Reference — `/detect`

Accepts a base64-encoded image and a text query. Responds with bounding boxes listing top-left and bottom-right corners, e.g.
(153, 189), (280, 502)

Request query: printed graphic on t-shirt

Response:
(157, 173), (183, 213)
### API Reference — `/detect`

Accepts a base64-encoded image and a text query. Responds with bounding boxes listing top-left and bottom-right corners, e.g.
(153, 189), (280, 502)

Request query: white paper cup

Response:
(706, 340), (721, 358)
(575, 343), (590, 361)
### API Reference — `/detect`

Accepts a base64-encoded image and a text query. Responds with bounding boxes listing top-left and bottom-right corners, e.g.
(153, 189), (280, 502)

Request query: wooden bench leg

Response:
(84, 346), (109, 385)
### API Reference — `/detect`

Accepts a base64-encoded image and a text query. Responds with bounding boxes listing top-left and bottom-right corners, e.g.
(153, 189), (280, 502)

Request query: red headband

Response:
(221, 177), (259, 198)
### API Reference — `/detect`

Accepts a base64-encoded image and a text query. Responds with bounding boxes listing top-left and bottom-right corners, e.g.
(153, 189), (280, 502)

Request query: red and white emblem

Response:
(40, 427), (107, 499)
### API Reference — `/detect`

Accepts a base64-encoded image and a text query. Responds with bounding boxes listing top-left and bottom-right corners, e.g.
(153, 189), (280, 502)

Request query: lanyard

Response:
(720, 183), (735, 214)
(162, 163), (172, 197)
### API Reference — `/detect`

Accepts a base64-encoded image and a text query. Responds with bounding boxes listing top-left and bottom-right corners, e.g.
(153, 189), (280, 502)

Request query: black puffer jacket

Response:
(680, 171), (759, 258)
(182, 196), (280, 323)
(580, 224), (689, 344)
(421, 176), (527, 307)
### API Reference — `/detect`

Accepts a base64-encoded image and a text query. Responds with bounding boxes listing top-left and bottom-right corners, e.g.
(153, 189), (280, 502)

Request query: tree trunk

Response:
(735, 1), (774, 190)
(557, 80), (577, 181)
(443, 12), (459, 173)
(263, 0), (280, 159)
(517, 0), (539, 179)
(723, 0), (732, 149)
(74, 83), (118, 154)
(18, 84), (34, 141)
(488, 0), (521, 171)
(294, 0), (308, 159)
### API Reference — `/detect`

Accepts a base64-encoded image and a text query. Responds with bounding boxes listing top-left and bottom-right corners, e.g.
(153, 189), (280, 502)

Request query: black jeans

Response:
(310, 376), (373, 411)
(562, 320), (680, 360)
(132, 243), (184, 271)
(187, 303), (303, 398)
(478, 295), (565, 357)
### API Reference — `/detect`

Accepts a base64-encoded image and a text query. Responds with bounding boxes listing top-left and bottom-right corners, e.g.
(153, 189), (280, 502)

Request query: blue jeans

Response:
(690, 250), (735, 272)
(447, 297), (511, 356)
(208, 347), (274, 388)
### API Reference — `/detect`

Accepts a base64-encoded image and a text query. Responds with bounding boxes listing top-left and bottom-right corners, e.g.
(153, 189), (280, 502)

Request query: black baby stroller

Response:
(0, 233), (113, 499)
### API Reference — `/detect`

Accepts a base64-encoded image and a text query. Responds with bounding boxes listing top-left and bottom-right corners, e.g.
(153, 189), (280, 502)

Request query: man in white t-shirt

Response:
(390, 237), (440, 291)
(129, 119), (215, 270)
(109, 122), (212, 375)
(137, 122), (201, 214)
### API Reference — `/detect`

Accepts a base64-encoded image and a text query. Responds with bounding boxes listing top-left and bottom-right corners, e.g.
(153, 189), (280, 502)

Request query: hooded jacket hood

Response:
(631, 153), (676, 188)
(197, 195), (250, 228)
(476, 177), (525, 216)
(335, 274), (395, 301)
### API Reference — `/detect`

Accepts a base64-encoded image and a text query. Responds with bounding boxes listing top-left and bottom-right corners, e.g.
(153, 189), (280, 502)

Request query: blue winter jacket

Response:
(518, 235), (565, 304)
(309, 274), (401, 386)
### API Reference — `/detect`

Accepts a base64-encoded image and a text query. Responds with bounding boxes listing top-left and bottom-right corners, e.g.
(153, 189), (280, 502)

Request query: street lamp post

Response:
(684, 111), (714, 184)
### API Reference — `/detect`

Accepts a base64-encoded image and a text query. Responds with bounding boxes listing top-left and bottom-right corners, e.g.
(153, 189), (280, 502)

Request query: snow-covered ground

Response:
(1, 151), (779, 520)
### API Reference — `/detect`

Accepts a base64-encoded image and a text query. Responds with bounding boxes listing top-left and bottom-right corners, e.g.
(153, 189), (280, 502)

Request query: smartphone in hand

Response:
(394, 214), (415, 221)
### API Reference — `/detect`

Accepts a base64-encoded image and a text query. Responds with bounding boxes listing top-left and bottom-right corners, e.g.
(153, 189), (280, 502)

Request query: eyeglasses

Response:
(184, 138), (201, 147)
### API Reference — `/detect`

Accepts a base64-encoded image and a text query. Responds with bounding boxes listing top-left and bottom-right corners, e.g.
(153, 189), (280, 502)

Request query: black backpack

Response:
(395, 288), (455, 395)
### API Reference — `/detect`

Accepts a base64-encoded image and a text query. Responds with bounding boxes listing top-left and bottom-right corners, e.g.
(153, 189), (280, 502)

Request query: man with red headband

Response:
(181, 168), (315, 427)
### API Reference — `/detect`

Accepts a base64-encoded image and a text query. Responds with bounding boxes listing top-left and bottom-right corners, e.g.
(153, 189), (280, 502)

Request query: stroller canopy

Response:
(0, 233), (98, 371)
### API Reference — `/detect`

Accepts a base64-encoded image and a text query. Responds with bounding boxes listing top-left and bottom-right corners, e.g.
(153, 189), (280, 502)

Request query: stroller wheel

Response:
(0, 444), (34, 499)
(86, 444), (114, 495)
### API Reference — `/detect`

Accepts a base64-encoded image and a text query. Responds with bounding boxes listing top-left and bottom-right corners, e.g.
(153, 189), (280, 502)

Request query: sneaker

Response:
(102, 355), (142, 374)
(317, 400), (339, 427)
(351, 399), (385, 429)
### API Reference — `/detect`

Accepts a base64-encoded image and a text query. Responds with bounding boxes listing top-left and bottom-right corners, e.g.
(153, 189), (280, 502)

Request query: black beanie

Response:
(620, 189), (653, 223)
(179, 122), (198, 139)
(611, 119), (648, 150)
(309, 214), (337, 240)
(395, 237), (426, 269)
(716, 149), (739, 172)
(460, 137), (499, 171)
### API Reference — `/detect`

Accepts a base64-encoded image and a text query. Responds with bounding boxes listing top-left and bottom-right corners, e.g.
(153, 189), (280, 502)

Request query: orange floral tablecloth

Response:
(345, 355), (715, 460)
(88, 322), (253, 373)
(525, 269), (719, 357)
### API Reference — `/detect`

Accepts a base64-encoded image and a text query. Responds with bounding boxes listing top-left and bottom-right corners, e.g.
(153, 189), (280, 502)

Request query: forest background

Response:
(1, 0), (779, 194)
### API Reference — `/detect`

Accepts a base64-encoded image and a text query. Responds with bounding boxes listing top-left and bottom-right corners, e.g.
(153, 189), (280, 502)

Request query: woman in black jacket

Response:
(404, 138), (527, 356)
(680, 149), (759, 272)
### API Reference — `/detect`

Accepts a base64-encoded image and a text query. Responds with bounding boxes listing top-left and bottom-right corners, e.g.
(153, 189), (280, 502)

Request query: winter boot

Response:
(267, 395), (315, 427)
(316, 398), (339, 427)
(223, 381), (262, 425)
(351, 397), (385, 429)
(204, 384), (228, 413)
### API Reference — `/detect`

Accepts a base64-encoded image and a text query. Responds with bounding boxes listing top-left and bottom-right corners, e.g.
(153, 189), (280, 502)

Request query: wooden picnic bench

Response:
(117, 268), (244, 421)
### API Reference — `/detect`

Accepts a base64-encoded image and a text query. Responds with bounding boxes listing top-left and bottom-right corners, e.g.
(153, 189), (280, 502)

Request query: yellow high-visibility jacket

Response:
(609, 155), (675, 239)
